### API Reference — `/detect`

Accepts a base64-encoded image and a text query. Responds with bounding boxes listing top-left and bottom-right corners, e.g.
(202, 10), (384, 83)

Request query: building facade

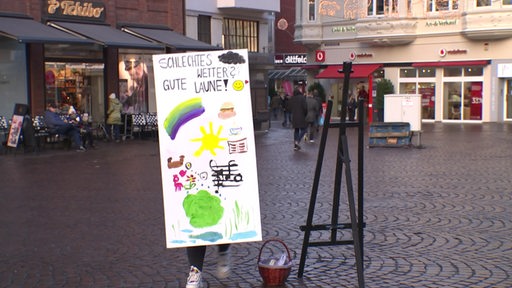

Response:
(185, 0), (279, 127)
(0, 0), (218, 124)
(294, 0), (512, 123)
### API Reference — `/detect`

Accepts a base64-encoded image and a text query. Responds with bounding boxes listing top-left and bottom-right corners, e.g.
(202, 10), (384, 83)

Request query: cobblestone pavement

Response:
(0, 121), (511, 288)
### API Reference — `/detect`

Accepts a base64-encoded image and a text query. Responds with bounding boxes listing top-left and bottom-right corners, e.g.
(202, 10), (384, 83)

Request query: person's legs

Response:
(308, 122), (315, 141)
(282, 111), (289, 127)
(187, 246), (207, 271)
(186, 246), (206, 288)
(298, 127), (307, 143)
(113, 124), (120, 141)
(105, 124), (112, 140)
(59, 124), (83, 149)
(217, 244), (231, 278)
(293, 128), (302, 151)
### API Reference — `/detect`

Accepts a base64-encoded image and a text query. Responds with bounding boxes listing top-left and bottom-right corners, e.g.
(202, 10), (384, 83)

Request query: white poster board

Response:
(384, 94), (422, 131)
(152, 49), (262, 248)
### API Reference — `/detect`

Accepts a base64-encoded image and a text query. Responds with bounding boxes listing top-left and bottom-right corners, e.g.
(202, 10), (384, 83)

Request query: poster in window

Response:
(119, 57), (149, 114)
(152, 49), (262, 248)
(7, 115), (24, 148)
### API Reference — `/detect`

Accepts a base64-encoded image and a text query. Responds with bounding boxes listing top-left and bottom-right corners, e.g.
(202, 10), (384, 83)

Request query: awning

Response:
(47, 21), (162, 49)
(269, 67), (307, 80)
(0, 14), (93, 44)
(412, 60), (489, 67)
(316, 64), (382, 79)
(121, 26), (221, 51)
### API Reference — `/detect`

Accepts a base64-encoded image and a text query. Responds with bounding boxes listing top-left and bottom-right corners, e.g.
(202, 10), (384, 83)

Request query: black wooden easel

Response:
(298, 61), (365, 287)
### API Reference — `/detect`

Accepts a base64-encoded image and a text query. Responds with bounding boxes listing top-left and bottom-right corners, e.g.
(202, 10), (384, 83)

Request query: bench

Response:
(368, 122), (412, 148)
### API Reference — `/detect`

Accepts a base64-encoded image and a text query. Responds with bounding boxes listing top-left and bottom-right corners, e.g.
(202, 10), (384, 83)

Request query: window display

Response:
(118, 55), (151, 114)
(45, 62), (104, 121)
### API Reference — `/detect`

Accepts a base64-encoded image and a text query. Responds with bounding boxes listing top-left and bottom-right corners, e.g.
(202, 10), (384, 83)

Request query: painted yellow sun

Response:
(191, 122), (227, 156)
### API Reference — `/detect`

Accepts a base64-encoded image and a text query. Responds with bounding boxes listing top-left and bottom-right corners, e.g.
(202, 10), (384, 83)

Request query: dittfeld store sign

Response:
(45, 0), (106, 21)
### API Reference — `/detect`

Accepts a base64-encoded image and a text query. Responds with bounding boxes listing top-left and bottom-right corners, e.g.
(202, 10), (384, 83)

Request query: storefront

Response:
(0, 2), (219, 126)
(400, 61), (487, 122)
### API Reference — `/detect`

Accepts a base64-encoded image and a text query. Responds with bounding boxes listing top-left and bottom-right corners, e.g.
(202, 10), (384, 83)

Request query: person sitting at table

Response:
(44, 103), (86, 151)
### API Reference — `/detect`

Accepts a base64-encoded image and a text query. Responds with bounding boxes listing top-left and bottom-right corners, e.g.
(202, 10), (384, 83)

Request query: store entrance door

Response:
(505, 80), (512, 120)
(45, 62), (105, 123)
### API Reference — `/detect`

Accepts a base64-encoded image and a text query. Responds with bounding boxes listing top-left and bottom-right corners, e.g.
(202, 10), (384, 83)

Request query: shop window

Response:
(373, 68), (385, 79)
(427, 0), (459, 11)
(464, 67), (483, 77)
(118, 53), (152, 114)
(443, 81), (482, 121)
(0, 39), (27, 118)
(222, 18), (258, 52)
(444, 67), (462, 77)
(198, 15), (212, 44)
(504, 0), (512, 5)
(419, 83), (436, 120)
(418, 68), (436, 77)
(399, 83), (417, 94)
(400, 68), (417, 78)
(398, 67), (435, 120)
(45, 62), (104, 119)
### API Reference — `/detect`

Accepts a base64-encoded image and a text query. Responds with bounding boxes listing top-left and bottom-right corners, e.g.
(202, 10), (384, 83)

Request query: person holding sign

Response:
(152, 49), (262, 288)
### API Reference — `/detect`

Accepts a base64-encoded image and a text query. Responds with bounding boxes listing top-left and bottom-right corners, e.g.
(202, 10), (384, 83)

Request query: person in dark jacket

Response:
(305, 91), (320, 142)
(287, 88), (308, 151)
(43, 103), (85, 151)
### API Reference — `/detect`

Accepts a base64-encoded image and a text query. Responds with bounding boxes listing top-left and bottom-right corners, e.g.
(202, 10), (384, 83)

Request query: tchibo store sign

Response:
(274, 54), (307, 65)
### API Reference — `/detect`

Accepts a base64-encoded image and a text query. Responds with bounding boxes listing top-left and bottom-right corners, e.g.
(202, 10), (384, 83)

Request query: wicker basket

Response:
(258, 239), (292, 286)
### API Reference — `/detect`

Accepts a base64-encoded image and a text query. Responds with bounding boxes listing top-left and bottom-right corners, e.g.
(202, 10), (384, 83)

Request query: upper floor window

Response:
(427, 0), (459, 11)
(368, 0), (397, 16)
(222, 18), (258, 52)
(198, 15), (211, 44)
(309, 0), (316, 21)
(476, 0), (491, 6)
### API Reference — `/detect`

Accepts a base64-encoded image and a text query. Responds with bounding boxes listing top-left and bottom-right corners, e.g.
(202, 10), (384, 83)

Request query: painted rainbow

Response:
(164, 97), (205, 140)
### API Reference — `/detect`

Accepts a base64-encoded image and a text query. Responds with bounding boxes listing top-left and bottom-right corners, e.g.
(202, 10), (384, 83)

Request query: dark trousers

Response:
(106, 124), (120, 140)
(294, 127), (307, 144)
(55, 124), (82, 148)
(187, 244), (230, 271)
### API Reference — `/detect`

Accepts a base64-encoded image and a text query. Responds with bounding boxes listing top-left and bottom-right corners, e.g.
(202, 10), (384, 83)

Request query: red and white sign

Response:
(315, 50), (325, 62)
(349, 51), (356, 60)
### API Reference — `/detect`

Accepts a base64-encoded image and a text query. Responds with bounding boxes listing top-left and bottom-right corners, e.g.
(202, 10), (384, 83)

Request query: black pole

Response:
(357, 99), (365, 259)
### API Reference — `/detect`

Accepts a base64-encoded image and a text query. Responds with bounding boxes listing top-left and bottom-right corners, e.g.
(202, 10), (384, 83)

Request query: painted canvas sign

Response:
(152, 49), (262, 248)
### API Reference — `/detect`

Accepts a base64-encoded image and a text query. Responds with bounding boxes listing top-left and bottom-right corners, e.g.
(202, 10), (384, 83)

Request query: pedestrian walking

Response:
(347, 94), (357, 121)
(281, 92), (292, 128)
(270, 93), (282, 120)
(288, 88), (308, 151)
(305, 92), (320, 142)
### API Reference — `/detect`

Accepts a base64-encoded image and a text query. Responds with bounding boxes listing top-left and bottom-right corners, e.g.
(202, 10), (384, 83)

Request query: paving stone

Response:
(0, 122), (511, 287)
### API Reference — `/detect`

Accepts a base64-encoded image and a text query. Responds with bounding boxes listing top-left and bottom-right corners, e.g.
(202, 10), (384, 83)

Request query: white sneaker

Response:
(217, 250), (231, 278)
(186, 266), (203, 288)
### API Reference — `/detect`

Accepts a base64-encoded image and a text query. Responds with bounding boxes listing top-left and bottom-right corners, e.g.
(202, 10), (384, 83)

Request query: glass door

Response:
(506, 80), (512, 120)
